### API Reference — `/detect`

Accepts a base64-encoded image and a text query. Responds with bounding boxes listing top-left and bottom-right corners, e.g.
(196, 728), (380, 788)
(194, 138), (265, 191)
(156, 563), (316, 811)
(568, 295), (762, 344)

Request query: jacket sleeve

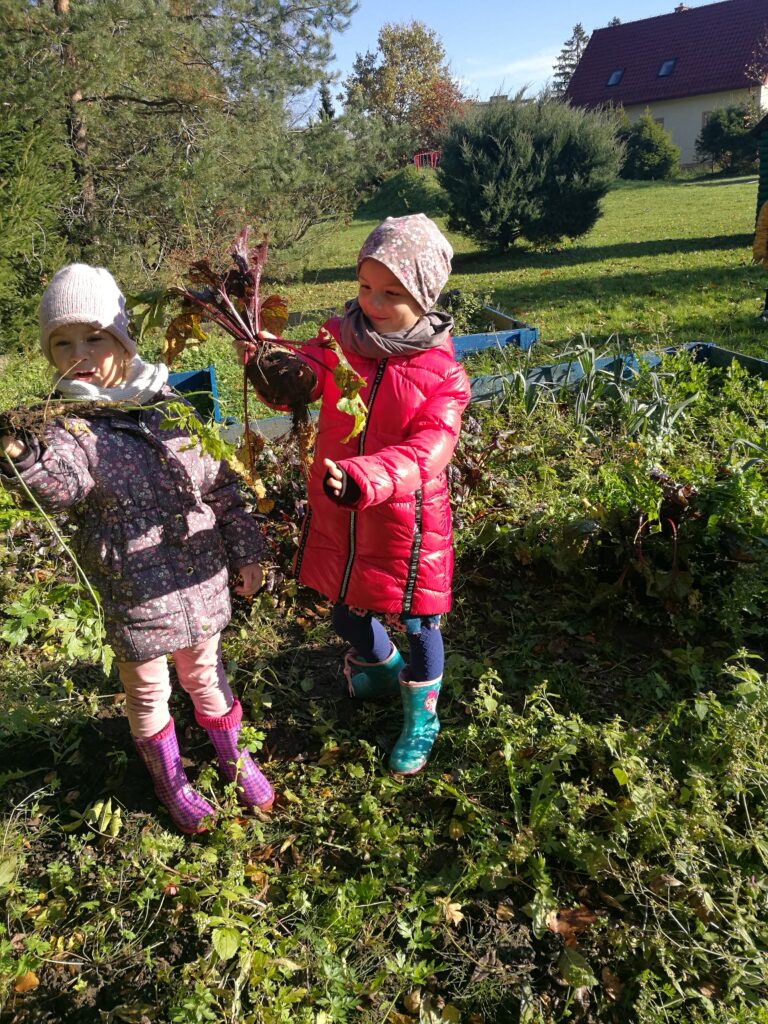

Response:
(200, 454), (265, 571)
(335, 362), (471, 510)
(1, 420), (96, 510)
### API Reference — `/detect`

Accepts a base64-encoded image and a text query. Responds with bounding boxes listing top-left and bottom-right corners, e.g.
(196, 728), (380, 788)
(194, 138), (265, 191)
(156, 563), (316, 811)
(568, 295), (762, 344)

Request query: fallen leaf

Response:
(469, 948), (498, 984)
(546, 906), (598, 946)
(601, 966), (624, 1002)
(436, 896), (464, 927)
(496, 903), (515, 922)
(403, 988), (421, 1013)
(14, 971), (39, 993)
(386, 1012), (412, 1024)
(279, 834), (298, 854)
(648, 873), (684, 894)
(572, 986), (591, 1013)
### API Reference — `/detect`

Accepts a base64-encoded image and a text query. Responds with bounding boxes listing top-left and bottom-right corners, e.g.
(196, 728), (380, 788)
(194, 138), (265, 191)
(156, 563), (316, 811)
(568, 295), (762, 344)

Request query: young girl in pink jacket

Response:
(246, 215), (471, 774)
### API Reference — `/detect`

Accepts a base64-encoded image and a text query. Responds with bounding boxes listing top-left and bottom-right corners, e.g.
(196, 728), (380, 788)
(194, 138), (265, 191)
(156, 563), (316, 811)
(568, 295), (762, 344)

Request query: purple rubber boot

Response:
(195, 699), (274, 812)
(133, 718), (216, 834)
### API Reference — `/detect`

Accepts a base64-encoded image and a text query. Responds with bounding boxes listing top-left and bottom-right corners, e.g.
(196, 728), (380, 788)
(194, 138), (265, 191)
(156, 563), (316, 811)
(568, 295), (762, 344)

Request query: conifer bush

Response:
(619, 112), (680, 180)
(438, 95), (622, 251)
(0, 112), (70, 352)
(355, 165), (449, 220)
(696, 103), (759, 173)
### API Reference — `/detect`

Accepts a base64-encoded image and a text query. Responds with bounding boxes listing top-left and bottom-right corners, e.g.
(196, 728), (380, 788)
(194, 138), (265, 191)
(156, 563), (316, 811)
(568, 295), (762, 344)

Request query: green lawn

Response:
(284, 174), (762, 356)
(1, 175), (762, 418)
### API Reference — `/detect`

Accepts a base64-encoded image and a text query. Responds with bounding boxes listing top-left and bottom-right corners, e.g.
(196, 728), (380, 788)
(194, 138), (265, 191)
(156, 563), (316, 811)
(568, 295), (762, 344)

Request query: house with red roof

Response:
(565, 0), (768, 164)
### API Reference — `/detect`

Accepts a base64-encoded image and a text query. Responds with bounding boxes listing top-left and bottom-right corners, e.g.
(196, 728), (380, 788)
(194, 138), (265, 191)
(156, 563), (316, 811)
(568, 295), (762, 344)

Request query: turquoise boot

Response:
(389, 673), (442, 775)
(344, 644), (405, 700)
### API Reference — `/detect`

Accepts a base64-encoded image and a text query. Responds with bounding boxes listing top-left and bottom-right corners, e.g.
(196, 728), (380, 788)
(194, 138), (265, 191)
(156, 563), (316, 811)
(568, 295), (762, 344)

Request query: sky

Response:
(325, 0), (716, 102)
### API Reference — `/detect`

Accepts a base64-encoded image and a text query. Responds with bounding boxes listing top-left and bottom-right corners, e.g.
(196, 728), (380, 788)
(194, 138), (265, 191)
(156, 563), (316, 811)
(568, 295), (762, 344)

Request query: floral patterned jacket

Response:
(3, 386), (263, 661)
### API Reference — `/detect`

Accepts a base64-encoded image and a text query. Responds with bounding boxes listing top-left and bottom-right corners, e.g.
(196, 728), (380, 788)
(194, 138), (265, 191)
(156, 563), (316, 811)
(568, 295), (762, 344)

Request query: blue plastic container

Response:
(168, 365), (224, 422)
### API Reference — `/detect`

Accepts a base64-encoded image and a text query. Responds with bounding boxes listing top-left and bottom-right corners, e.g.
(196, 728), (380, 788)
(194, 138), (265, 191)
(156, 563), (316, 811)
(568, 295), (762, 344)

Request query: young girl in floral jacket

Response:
(0, 263), (274, 833)
(246, 214), (471, 774)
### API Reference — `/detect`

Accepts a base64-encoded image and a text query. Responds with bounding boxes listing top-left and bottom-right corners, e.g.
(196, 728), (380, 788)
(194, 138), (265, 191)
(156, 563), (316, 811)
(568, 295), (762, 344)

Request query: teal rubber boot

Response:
(344, 644), (405, 700)
(389, 674), (442, 775)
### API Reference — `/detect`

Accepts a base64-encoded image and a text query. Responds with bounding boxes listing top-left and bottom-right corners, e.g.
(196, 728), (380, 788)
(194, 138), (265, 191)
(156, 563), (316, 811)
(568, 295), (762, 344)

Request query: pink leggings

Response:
(117, 633), (234, 738)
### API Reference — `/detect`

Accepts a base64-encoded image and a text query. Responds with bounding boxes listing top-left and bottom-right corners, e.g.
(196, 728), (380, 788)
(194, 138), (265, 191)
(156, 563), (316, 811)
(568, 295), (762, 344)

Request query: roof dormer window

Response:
(657, 58), (677, 77)
(606, 68), (624, 86)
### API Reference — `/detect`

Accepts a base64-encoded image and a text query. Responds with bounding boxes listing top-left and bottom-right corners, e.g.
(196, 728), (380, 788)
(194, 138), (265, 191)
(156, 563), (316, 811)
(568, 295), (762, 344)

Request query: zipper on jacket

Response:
(338, 359), (388, 603)
(295, 507), (313, 577)
(402, 487), (423, 615)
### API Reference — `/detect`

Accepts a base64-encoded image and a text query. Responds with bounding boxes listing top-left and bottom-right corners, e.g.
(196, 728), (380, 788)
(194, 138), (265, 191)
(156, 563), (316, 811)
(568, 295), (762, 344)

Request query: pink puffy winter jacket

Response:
(288, 318), (471, 615)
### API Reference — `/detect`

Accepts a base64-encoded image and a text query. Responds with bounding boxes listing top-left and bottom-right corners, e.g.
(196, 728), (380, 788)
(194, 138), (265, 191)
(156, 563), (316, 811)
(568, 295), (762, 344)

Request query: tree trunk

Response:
(54, 0), (98, 245)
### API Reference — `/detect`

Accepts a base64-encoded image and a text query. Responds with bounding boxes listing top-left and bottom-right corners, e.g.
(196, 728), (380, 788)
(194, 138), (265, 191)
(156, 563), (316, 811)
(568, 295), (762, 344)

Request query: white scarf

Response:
(55, 356), (169, 405)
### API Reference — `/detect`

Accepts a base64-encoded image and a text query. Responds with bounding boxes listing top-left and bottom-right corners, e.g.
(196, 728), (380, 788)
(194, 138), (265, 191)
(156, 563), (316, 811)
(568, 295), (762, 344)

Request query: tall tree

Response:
(552, 23), (590, 97)
(344, 21), (464, 153)
(607, 17), (621, 27)
(0, 0), (356, 265)
(319, 81), (336, 121)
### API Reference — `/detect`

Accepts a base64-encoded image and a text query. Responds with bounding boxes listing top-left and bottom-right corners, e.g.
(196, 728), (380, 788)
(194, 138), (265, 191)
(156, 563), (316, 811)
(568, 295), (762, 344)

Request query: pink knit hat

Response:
(39, 263), (137, 363)
(357, 214), (453, 313)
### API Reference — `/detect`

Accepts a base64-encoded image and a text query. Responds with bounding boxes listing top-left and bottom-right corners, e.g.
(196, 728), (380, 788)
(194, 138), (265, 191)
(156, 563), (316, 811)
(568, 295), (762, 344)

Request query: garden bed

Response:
(3, 343), (768, 1022)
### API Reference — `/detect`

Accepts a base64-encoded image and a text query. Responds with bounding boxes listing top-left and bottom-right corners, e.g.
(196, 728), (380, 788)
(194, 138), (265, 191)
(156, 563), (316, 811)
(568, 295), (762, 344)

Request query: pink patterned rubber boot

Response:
(195, 699), (274, 812)
(133, 718), (216, 834)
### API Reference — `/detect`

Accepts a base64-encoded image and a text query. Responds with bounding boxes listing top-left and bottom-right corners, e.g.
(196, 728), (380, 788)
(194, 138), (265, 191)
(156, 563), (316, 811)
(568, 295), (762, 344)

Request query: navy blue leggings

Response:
(331, 603), (444, 682)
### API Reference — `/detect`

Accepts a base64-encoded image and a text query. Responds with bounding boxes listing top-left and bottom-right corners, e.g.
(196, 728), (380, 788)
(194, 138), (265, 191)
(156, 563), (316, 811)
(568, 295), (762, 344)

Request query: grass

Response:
(288, 173), (763, 359)
(2, 176), (768, 1023)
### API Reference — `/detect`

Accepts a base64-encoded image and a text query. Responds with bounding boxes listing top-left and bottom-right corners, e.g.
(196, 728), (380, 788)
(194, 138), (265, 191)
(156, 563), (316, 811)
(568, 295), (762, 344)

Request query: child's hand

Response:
(1, 435), (25, 459)
(323, 458), (343, 495)
(232, 332), (277, 366)
(234, 561), (264, 597)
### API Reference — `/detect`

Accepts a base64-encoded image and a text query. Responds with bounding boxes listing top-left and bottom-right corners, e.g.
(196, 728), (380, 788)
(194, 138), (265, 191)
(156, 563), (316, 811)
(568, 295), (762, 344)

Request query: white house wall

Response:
(624, 87), (763, 165)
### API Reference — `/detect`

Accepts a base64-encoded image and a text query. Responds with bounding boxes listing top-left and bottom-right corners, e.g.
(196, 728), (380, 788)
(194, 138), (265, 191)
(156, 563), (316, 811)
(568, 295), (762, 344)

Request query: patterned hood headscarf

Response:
(356, 214), (453, 313)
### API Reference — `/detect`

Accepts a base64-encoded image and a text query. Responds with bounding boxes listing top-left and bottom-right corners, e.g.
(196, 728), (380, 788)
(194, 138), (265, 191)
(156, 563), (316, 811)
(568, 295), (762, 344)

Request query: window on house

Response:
(702, 110), (712, 128)
(654, 118), (665, 127)
(606, 69), (624, 86)
(657, 58), (677, 77)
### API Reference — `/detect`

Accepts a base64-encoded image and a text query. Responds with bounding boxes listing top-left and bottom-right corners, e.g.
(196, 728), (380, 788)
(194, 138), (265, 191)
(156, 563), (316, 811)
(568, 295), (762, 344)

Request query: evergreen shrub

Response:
(696, 104), (760, 173)
(620, 112), (680, 180)
(438, 95), (622, 251)
(355, 166), (450, 220)
(0, 113), (70, 351)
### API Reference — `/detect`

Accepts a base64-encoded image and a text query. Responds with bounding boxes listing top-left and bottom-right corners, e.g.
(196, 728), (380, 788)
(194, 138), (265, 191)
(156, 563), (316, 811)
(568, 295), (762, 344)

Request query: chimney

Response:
(674, 4), (690, 11)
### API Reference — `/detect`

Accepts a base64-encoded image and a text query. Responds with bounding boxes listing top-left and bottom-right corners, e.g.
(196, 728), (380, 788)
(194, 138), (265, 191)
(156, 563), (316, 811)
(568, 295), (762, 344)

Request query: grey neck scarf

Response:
(339, 300), (453, 360)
